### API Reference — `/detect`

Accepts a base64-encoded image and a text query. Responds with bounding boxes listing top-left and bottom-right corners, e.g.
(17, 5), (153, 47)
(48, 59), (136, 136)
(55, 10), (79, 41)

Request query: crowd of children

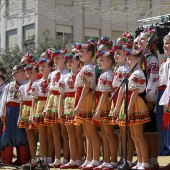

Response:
(0, 25), (170, 170)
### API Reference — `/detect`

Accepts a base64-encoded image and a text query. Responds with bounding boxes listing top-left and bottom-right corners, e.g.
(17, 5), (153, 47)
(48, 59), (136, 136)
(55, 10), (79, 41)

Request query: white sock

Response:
(111, 162), (118, 166)
(46, 157), (52, 164)
(83, 160), (91, 166)
(53, 159), (61, 165)
(151, 158), (158, 165)
(127, 160), (132, 167)
(142, 163), (149, 168)
(137, 162), (142, 167)
(70, 160), (76, 165)
(101, 162), (110, 167)
(63, 159), (68, 164)
(91, 160), (100, 166)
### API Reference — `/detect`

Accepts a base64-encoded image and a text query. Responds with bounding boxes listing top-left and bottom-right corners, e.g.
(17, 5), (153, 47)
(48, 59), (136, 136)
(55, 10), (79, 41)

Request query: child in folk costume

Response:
(58, 51), (84, 169)
(125, 49), (150, 170)
(138, 26), (159, 170)
(159, 34), (170, 170)
(73, 39), (101, 170)
(0, 65), (29, 165)
(92, 50), (119, 170)
(44, 49), (70, 168)
(156, 34), (170, 156)
(17, 63), (39, 167)
(31, 58), (54, 164)
(110, 44), (134, 168)
(20, 52), (35, 65)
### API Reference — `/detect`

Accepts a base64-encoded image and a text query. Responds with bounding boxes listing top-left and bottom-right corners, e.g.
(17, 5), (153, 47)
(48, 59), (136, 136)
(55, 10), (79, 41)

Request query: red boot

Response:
(19, 146), (30, 165)
(3, 147), (13, 165)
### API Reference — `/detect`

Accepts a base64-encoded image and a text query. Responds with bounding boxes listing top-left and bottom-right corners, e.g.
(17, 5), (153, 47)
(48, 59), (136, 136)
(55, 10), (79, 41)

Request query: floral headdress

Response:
(124, 48), (142, 57)
(97, 50), (114, 58)
(112, 43), (123, 51)
(51, 48), (67, 58)
(75, 39), (96, 50)
(24, 62), (38, 71)
(64, 53), (74, 61)
(97, 36), (113, 50)
(143, 25), (157, 49)
(38, 58), (53, 65)
(23, 52), (35, 63)
(46, 48), (55, 59)
(122, 32), (134, 48)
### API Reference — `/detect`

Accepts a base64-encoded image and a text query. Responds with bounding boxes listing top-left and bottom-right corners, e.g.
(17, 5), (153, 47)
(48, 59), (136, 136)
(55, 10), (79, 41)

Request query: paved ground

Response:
(0, 156), (169, 170)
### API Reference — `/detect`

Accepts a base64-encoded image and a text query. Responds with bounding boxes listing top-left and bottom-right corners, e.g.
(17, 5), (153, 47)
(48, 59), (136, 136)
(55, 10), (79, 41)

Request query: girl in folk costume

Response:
(17, 63), (39, 167)
(31, 58), (54, 164)
(0, 65), (29, 165)
(159, 34), (170, 170)
(110, 44), (134, 168)
(74, 39), (101, 170)
(156, 34), (170, 156)
(20, 52), (35, 65)
(125, 49), (150, 169)
(138, 26), (159, 170)
(122, 49), (150, 170)
(58, 51), (84, 169)
(92, 50), (119, 170)
(44, 49), (70, 168)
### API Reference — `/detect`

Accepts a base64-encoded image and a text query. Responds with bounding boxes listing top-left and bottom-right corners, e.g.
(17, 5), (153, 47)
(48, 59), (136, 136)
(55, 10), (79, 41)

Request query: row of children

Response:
(0, 24), (169, 170)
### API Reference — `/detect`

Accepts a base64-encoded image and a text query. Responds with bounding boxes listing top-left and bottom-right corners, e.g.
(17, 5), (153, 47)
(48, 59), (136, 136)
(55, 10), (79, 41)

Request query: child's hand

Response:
(146, 102), (153, 111)
(113, 106), (120, 118)
(93, 113), (100, 121)
(1, 116), (6, 124)
(58, 109), (64, 119)
(74, 105), (81, 116)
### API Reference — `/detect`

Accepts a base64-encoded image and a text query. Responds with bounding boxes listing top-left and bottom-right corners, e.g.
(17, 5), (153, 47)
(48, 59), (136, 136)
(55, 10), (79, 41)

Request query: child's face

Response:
(133, 37), (139, 50)
(126, 55), (137, 69)
(79, 48), (92, 62)
(39, 63), (51, 74)
(114, 49), (126, 64)
(163, 38), (170, 55)
(67, 58), (79, 70)
(138, 33), (148, 49)
(26, 70), (38, 82)
(53, 54), (65, 67)
(12, 68), (25, 81)
(98, 56), (111, 71)
(117, 37), (124, 44)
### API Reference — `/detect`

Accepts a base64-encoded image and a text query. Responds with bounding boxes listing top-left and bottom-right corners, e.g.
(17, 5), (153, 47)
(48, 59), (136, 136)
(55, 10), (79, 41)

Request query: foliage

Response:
(0, 29), (67, 77)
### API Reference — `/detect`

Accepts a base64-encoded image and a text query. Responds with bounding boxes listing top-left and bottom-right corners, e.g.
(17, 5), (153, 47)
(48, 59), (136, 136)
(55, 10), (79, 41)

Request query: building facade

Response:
(0, 0), (169, 50)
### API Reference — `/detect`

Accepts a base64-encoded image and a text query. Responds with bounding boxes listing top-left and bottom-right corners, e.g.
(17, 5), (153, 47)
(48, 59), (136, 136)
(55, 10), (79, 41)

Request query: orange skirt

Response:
(117, 94), (150, 126)
(74, 87), (94, 125)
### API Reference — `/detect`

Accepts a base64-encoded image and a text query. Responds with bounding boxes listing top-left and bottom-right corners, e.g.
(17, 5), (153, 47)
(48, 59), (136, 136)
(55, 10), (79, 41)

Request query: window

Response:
(85, 28), (100, 42)
(112, 31), (124, 41)
(6, 29), (17, 49)
(56, 25), (73, 43)
(22, 0), (35, 12)
(6, 0), (18, 17)
(23, 24), (35, 41)
(85, 36), (98, 42)
(56, 0), (72, 6)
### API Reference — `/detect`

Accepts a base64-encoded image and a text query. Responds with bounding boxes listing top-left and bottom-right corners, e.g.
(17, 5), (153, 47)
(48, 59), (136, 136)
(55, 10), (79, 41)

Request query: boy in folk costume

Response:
(0, 65), (29, 165)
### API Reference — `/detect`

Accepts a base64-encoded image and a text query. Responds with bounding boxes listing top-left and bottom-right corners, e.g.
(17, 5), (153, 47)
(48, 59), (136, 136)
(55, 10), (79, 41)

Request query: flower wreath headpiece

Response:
(97, 50), (114, 58)
(112, 43), (123, 51)
(97, 36), (113, 50)
(122, 32), (134, 48)
(38, 58), (53, 65)
(51, 48), (67, 58)
(124, 48), (142, 57)
(24, 62), (38, 71)
(23, 52), (35, 63)
(64, 53), (74, 61)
